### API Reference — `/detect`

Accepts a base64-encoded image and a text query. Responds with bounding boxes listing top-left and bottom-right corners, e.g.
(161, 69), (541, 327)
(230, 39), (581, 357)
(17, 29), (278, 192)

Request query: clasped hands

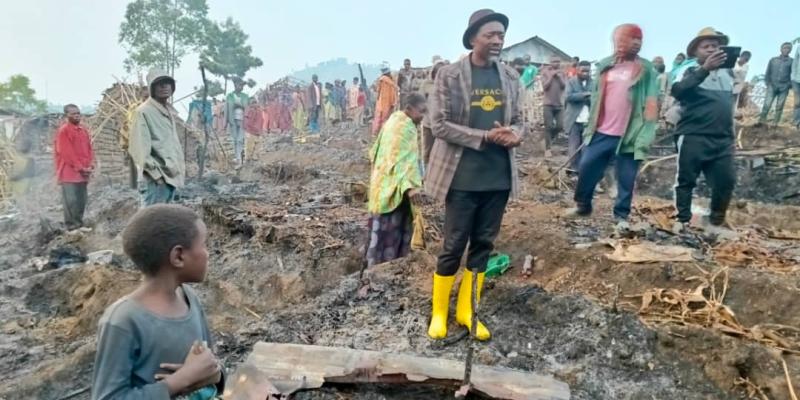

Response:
(486, 122), (522, 148)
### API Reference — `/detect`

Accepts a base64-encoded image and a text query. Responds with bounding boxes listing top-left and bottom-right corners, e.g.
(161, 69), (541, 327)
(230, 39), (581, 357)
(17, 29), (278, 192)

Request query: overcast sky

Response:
(1, 0), (796, 112)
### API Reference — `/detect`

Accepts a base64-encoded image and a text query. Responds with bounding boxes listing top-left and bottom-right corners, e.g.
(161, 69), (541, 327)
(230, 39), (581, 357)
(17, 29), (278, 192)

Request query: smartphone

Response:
(719, 46), (741, 69)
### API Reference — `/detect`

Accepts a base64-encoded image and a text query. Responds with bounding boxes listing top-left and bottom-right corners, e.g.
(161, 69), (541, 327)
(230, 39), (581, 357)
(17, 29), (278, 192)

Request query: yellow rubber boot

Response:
(456, 270), (491, 341)
(427, 273), (456, 339)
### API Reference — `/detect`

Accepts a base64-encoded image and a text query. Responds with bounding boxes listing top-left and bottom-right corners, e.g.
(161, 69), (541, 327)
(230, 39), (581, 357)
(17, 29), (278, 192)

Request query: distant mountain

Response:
(290, 58), (382, 86)
(46, 103), (96, 115)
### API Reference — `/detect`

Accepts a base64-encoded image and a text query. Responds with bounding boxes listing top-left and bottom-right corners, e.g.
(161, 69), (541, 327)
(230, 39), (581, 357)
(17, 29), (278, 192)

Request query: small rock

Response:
(662, 264), (675, 281)
(0, 212), (19, 222)
(65, 341), (83, 354)
(87, 250), (114, 265)
(29, 257), (49, 271)
(630, 222), (652, 235)
(507, 351), (519, 358)
(670, 221), (685, 235)
(575, 229), (593, 237)
(522, 254), (534, 275)
(574, 243), (592, 250)
(2, 321), (21, 334)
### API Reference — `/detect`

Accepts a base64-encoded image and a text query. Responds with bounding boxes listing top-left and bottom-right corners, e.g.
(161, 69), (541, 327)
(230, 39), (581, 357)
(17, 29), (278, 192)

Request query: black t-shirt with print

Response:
(450, 63), (511, 192)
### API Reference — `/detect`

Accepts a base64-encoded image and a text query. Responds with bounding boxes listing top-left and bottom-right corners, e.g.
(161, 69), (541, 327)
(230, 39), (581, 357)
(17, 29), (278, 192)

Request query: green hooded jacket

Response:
(582, 56), (659, 161)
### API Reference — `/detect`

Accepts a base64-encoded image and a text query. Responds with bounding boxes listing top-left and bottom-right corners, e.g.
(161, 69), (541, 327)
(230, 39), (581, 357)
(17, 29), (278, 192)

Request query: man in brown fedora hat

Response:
(671, 27), (736, 230)
(425, 9), (524, 341)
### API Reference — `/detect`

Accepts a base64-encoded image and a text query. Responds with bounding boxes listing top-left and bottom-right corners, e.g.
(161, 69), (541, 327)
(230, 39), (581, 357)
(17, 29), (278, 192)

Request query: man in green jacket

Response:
(129, 69), (185, 206)
(566, 24), (659, 231)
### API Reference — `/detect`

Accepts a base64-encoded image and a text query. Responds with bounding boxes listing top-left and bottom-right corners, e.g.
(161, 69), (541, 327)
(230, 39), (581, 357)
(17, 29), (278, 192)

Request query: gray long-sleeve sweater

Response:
(91, 285), (215, 400)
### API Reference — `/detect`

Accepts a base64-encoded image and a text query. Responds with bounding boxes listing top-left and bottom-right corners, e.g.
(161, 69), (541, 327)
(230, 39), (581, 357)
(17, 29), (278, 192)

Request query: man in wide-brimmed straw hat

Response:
(425, 9), (524, 342)
(670, 27), (736, 231)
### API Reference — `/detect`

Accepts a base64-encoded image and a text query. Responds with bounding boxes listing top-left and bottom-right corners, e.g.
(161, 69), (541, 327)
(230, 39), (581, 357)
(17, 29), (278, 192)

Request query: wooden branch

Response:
(640, 146), (800, 173)
(640, 154), (677, 173)
(538, 143), (584, 185)
(784, 358), (798, 400)
(226, 342), (570, 400)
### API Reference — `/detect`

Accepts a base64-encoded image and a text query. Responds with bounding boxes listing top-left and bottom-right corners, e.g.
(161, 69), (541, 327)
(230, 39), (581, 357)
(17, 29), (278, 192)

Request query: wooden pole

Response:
(198, 65), (211, 178)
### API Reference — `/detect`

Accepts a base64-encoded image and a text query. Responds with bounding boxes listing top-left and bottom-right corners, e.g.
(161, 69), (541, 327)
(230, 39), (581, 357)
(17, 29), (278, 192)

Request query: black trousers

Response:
(542, 106), (563, 149)
(61, 182), (88, 230)
(436, 190), (509, 276)
(674, 135), (736, 225)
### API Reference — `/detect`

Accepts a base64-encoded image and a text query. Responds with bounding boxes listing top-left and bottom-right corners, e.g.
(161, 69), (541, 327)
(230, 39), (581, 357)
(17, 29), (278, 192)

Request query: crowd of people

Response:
(18, 6), (796, 399)
(185, 75), (371, 166)
(362, 9), (800, 346)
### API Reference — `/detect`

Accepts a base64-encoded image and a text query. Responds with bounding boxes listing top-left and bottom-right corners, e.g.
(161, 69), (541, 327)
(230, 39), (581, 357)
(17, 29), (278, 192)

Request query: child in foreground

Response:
(92, 204), (224, 400)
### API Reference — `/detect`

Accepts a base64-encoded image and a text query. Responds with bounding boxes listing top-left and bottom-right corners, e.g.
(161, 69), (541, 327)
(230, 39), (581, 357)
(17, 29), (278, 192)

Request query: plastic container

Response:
(485, 253), (511, 278)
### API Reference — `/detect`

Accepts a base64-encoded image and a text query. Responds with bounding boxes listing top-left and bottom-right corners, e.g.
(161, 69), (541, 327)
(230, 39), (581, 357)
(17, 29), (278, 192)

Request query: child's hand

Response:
(157, 341), (221, 395)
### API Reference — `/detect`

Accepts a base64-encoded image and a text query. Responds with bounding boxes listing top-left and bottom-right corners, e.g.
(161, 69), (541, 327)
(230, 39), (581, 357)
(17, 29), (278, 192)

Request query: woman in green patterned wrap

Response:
(365, 93), (428, 267)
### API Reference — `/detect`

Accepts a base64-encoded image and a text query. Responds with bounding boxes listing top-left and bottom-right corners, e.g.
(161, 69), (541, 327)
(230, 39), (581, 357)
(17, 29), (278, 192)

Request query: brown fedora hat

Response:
(686, 27), (729, 57)
(462, 9), (509, 50)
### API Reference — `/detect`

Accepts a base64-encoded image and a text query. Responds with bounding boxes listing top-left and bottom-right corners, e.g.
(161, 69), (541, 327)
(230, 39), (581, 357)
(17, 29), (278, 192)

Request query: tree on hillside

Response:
(118, 0), (210, 76)
(200, 17), (263, 92)
(193, 79), (224, 98)
(0, 75), (46, 114)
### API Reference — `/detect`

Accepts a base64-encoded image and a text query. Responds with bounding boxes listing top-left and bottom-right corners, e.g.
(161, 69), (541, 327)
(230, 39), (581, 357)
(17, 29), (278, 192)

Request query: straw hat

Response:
(687, 27), (729, 57)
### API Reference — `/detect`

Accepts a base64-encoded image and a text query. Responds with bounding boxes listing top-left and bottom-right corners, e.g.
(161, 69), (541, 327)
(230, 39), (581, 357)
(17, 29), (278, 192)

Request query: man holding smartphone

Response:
(671, 27), (735, 230)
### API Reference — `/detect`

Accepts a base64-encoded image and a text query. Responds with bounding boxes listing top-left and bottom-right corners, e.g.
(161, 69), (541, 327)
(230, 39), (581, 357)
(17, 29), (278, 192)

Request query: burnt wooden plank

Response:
(224, 342), (570, 400)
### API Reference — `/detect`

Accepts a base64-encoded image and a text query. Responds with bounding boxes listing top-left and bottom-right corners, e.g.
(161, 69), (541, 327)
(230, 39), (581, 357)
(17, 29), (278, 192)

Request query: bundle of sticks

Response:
(85, 82), (148, 150)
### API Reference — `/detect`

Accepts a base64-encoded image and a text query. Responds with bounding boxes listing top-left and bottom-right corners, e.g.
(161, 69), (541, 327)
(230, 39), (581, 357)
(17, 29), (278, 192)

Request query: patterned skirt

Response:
(365, 200), (413, 268)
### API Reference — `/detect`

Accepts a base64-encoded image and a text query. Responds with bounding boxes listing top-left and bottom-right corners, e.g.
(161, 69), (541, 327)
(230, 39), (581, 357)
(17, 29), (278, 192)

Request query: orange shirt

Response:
(566, 66), (578, 78)
(376, 75), (398, 113)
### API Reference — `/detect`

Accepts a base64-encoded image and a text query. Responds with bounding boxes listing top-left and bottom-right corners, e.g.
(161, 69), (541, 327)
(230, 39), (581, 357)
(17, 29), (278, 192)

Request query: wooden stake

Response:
(244, 307), (262, 320)
(784, 358), (798, 400)
(459, 270), (481, 397)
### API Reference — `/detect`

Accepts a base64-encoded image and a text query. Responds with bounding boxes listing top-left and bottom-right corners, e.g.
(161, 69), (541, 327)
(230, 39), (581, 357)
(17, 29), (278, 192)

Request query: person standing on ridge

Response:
(129, 69), (186, 206)
(55, 104), (94, 231)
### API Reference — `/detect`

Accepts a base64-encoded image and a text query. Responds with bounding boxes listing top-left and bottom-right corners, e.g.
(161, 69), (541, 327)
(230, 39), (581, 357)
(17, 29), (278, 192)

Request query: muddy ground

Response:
(0, 123), (798, 399)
